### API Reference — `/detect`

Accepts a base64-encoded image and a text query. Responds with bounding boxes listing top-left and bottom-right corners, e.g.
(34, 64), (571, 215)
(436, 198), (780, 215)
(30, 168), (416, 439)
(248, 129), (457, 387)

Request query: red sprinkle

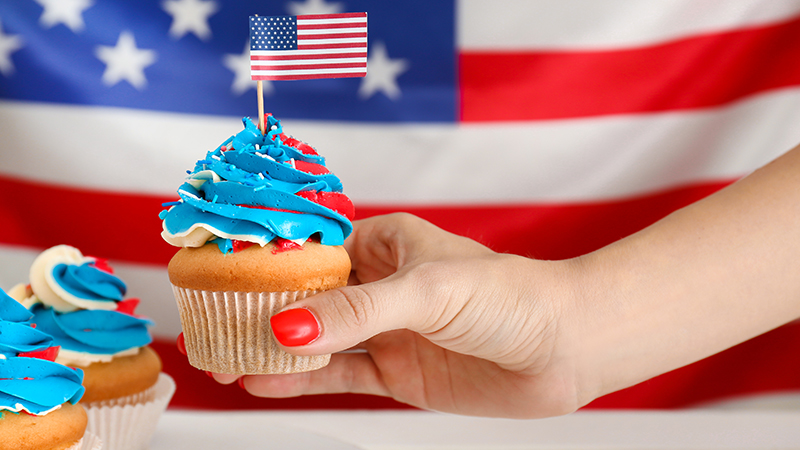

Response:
(272, 238), (303, 254)
(89, 257), (114, 274)
(231, 240), (256, 253)
(18, 346), (60, 362)
(115, 298), (140, 316)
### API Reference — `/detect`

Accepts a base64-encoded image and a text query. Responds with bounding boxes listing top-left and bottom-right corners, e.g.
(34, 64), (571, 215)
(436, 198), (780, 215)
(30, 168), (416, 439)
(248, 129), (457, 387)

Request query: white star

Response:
(0, 19), (24, 77)
(95, 31), (157, 90)
(162, 0), (218, 41)
(33, 0), (94, 33)
(286, 0), (344, 15)
(359, 42), (409, 100)
(223, 41), (273, 96)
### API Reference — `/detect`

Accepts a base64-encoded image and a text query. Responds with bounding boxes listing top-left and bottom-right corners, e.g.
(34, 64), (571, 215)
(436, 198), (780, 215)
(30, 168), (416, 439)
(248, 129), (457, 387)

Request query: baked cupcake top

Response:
(11, 245), (153, 368)
(159, 115), (354, 253)
(0, 287), (85, 416)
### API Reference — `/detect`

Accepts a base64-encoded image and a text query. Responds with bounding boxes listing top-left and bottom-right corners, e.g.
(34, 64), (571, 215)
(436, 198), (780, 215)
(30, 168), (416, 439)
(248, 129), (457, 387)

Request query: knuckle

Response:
(325, 286), (376, 328)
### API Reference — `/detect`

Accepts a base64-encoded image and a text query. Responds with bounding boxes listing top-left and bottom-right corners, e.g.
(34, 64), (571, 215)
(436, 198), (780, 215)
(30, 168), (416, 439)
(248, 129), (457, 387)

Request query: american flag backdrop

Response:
(1, 0), (800, 410)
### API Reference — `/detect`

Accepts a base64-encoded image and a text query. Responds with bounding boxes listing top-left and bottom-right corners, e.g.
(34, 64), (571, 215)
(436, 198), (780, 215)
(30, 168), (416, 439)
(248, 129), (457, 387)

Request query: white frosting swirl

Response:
(29, 245), (117, 313)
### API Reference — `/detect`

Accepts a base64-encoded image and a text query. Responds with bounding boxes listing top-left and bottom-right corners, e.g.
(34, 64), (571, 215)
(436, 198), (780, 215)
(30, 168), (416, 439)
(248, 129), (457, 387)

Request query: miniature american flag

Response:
(249, 13), (367, 81)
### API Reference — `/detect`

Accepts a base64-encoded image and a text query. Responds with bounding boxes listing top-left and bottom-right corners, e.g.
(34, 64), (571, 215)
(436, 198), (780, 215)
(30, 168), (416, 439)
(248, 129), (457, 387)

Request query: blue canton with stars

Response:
(0, 1), (455, 123)
(250, 16), (298, 51)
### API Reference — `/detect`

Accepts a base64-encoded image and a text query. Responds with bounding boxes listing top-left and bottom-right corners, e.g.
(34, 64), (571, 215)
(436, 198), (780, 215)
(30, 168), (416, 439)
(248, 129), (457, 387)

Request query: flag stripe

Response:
(458, 0), (800, 49)
(460, 14), (800, 121)
(251, 52), (367, 60)
(3, 94), (799, 203)
(299, 38), (367, 46)
(252, 58), (365, 66)
(252, 72), (367, 81)
(298, 32), (367, 40)
(251, 48), (366, 57)
(251, 67), (366, 76)
(297, 12), (367, 21)
(252, 62), (366, 71)
(298, 22), (368, 30)
(0, 173), (733, 268)
(297, 42), (367, 49)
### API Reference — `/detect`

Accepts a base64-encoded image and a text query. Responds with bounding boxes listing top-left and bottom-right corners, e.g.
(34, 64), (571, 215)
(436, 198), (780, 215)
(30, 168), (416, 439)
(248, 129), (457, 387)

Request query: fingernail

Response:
(204, 371), (214, 379)
(237, 376), (246, 390)
(177, 332), (187, 356)
(270, 308), (320, 347)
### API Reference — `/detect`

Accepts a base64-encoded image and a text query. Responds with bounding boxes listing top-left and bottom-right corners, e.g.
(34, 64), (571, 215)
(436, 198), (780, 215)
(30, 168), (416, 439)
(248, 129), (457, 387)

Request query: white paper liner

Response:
(172, 286), (331, 374)
(64, 432), (102, 450)
(84, 373), (176, 450)
(82, 432), (103, 450)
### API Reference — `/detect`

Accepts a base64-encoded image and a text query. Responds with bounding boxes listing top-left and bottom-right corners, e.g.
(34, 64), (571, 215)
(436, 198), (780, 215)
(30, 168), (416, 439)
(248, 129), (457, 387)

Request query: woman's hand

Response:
(212, 213), (584, 418)
(210, 143), (800, 419)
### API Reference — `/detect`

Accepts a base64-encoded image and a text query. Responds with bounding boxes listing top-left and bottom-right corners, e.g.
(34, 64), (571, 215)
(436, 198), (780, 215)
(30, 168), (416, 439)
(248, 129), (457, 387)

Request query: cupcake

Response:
(10, 245), (175, 450)
(0, 287), (93, 450)
(160, 114), (354, 374)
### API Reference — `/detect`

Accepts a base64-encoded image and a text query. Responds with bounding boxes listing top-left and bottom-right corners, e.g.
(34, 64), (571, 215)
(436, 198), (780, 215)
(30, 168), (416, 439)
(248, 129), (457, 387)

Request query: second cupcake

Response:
(9, 244), (175, 450)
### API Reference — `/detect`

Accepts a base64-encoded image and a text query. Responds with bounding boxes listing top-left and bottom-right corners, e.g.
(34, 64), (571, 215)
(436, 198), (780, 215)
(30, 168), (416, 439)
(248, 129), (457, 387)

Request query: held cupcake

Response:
(0, 287), (94, 450)
(160, 114), (354, 375)
(10, 245), (175, 450)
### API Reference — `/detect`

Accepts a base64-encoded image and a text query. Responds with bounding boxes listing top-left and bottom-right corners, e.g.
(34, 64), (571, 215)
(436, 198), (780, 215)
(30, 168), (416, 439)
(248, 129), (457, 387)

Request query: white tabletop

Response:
(149, 407), (800, 450)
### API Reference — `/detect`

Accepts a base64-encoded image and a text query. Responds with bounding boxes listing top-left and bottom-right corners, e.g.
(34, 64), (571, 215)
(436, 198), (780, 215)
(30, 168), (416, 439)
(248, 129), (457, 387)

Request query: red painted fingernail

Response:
(177, 332), (187, 356)
(237, 377), (246, 389)
(270, 308), (320, 347)
(204, 371), (214, 379)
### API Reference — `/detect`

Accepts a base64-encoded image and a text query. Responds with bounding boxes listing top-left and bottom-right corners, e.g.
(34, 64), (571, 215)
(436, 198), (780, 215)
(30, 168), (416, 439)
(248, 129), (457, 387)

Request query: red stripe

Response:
(253, 71), (367, 80)
(460, 14), (800, 122)
(251, 62), (366, 71)
(251, 52), (366, 61)
(0, 173), (734, 267)
(298, 42), (367, 50)
(356, 181), (733, 261)
(298, 22), (367, 30)
(297, 12), (366, 20)
(299, 32), (367, 40)
(0, 174), (177, 265)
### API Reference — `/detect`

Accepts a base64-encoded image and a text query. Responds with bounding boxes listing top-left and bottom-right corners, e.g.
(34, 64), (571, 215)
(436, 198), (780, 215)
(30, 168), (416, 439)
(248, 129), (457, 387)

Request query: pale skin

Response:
(212, 142), (800, 419)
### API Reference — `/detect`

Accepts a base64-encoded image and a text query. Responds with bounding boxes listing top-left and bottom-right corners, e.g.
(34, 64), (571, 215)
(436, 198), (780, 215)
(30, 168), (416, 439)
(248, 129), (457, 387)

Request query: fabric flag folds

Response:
(1, 0), (800, 411)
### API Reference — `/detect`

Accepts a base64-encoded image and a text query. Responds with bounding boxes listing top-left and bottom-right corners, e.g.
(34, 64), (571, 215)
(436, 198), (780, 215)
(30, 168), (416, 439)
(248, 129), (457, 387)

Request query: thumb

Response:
(269, 264), (447, 356)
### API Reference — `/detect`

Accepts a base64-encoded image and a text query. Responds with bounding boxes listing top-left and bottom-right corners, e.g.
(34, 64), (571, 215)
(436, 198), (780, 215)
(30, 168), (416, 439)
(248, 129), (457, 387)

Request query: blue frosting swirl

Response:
(30, 304), (153, 355)
(160, 116), (353, 250)
(0, 289), (85, 415)
(0, 290), (54, 358)
(53, 261), (126, 307)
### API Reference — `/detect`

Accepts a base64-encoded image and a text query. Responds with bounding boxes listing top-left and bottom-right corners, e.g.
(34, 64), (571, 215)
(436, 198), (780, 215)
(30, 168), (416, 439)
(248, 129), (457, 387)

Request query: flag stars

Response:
(287, 0), (344, 15)
(223, 41), (271, 96)
(0, 19), (23, 77)
(95, 31), (157, 90)
(162, 0), (219, 41)
(359, 41), (409, 100)
(33, 0), (94, 33)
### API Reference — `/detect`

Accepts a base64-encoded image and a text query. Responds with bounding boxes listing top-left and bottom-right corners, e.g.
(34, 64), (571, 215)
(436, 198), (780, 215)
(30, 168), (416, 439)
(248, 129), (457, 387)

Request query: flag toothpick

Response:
(248, 12), (368, 129)
(257, 80), (265, 134)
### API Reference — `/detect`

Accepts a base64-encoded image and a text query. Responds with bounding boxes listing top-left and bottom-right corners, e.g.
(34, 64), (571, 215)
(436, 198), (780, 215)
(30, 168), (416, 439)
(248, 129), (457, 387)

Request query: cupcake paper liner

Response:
(84, 373), (176, 450)
(65, 432), (102, 450)
(172, 286), (331, 374)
